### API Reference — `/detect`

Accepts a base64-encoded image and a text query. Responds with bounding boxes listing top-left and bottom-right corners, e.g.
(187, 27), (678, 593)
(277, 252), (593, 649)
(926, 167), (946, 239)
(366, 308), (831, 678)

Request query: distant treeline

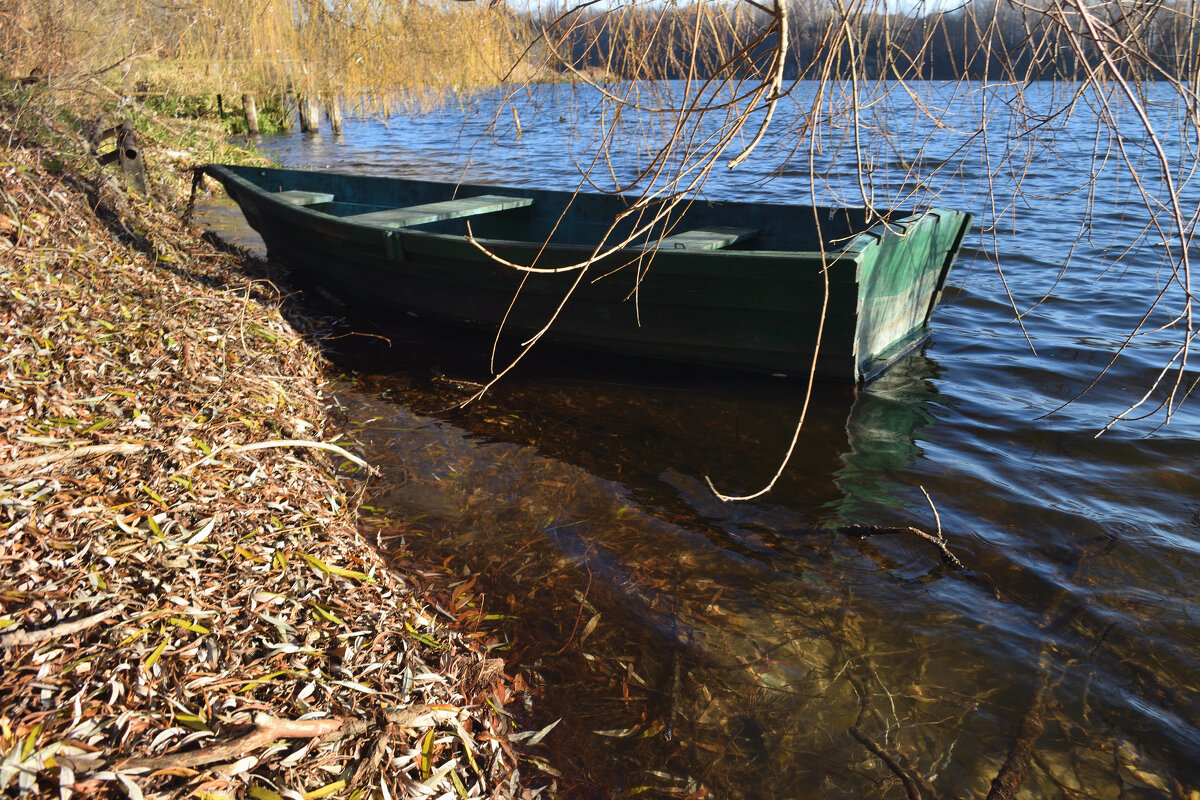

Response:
(534, 0), (1199, 83)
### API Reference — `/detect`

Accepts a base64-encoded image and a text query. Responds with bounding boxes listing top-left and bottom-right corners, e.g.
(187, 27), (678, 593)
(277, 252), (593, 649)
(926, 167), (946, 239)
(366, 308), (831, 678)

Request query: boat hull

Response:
(205, 164), (972, 382)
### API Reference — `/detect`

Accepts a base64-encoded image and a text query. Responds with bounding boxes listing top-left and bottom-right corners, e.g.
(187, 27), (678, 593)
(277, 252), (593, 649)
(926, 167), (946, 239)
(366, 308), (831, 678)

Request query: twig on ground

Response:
(119, 715), (346, 772)
(0, 606), (124, 647)
(230, 438), (376, 473)
(0, 443), (147, 475)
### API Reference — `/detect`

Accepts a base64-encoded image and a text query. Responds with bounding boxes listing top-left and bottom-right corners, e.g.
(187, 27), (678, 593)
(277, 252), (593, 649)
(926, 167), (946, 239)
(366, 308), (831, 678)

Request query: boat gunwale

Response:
(204, 164), (963, 267)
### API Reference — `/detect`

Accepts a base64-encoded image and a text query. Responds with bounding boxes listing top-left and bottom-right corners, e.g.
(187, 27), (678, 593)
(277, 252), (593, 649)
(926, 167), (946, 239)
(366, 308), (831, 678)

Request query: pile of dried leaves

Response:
(0, 82), (553, 799)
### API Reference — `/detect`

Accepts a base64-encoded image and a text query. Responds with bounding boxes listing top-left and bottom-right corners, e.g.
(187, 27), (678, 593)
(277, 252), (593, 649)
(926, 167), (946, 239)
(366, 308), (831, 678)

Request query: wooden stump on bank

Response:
(92, 119), (147, 194)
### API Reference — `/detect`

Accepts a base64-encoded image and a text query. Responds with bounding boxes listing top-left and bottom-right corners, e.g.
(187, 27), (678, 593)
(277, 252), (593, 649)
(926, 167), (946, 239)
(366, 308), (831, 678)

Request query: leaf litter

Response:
(0, 81), (555, 799)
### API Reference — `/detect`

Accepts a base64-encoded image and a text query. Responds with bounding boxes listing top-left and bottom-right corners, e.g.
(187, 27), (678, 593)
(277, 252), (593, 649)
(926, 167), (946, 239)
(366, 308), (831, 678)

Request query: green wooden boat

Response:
(205, 164), (972, 382)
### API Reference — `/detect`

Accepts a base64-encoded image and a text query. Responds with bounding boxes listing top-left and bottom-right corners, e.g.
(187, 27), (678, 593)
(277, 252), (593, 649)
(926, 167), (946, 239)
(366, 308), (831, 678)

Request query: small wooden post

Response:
(216, 93), (225, 119)
(282, 89), (296, 132)
(296, 94), (311, 132)
(298, 95), (320, 133)
(96, 120), (147, 194)
(307, 96), (321, 132)
(242, 93), (259, 135)
(326, 95), (343, 134)
(116, 121), (147, 194)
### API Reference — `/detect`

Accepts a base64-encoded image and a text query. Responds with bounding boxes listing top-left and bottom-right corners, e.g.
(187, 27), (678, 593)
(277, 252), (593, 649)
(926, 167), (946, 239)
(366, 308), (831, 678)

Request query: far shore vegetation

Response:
(4, 0), (1196, 133)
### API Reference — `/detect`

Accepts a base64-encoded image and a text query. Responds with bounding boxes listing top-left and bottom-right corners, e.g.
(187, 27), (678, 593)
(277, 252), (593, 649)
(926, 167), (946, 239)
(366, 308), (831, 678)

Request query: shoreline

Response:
(0, 81), (555, 799)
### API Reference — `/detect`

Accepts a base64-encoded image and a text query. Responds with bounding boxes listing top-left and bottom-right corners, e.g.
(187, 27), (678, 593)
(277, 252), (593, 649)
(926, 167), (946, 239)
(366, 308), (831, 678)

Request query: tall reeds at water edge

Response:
(0, 0), (537, 124)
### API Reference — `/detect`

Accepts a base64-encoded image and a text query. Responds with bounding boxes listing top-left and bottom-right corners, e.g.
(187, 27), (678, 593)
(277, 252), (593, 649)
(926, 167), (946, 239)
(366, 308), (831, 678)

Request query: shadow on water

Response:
(323, 286), (949, 547)
(320, 311), (1198, 799)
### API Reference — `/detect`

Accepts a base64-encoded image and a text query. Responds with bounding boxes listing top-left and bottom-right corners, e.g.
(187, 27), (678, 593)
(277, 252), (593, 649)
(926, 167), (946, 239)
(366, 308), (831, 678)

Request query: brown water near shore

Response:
(327, 321), (950, 798)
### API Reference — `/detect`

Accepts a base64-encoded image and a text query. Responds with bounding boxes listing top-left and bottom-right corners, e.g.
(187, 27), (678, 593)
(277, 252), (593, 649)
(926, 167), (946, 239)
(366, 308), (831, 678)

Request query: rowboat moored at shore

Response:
(205, 164), (972, 383)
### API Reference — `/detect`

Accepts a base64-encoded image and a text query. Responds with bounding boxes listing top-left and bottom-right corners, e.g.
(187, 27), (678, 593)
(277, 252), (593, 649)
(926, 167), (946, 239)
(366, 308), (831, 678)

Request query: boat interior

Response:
(239, 166), (893, 254)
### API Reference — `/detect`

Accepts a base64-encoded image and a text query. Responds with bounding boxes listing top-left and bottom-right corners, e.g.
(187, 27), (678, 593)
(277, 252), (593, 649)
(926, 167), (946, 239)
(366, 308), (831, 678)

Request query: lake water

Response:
(201, 81), (1200, 797)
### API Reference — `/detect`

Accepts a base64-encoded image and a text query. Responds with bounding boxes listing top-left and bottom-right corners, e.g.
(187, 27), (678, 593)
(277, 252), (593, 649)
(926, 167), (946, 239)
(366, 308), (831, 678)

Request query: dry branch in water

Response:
(849, 725), (925, 800)
(985, 659), (1052, 800)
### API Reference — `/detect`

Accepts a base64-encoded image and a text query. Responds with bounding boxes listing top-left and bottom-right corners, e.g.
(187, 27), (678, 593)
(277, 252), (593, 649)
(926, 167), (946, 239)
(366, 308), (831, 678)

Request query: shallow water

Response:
(200, 80), (1200, 798)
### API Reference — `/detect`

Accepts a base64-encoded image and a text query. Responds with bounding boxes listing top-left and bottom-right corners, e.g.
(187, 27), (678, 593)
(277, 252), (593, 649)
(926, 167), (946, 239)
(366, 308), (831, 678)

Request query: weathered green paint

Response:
(275, 190), (334, 206)
(205, 164), (973, 383)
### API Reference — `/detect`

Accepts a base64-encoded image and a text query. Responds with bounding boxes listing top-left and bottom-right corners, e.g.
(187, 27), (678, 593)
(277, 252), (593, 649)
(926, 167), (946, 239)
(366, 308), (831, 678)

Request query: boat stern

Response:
(849, 208), (973, 382)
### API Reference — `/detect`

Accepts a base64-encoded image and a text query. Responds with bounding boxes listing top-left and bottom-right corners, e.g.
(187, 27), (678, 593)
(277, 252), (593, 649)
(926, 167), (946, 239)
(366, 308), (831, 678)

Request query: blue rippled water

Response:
(208, 80), (1200, 797)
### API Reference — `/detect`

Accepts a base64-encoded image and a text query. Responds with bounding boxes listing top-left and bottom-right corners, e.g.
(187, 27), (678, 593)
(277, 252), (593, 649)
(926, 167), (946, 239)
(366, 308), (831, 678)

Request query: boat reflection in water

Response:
(832, 351), (947, 519)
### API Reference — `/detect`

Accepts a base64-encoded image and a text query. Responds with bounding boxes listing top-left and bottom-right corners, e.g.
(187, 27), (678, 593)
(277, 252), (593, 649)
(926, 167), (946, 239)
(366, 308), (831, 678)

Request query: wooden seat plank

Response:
(343, 194), (533, 228)
(635, 226), (758, 251)
(276, 190), (334, 206)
